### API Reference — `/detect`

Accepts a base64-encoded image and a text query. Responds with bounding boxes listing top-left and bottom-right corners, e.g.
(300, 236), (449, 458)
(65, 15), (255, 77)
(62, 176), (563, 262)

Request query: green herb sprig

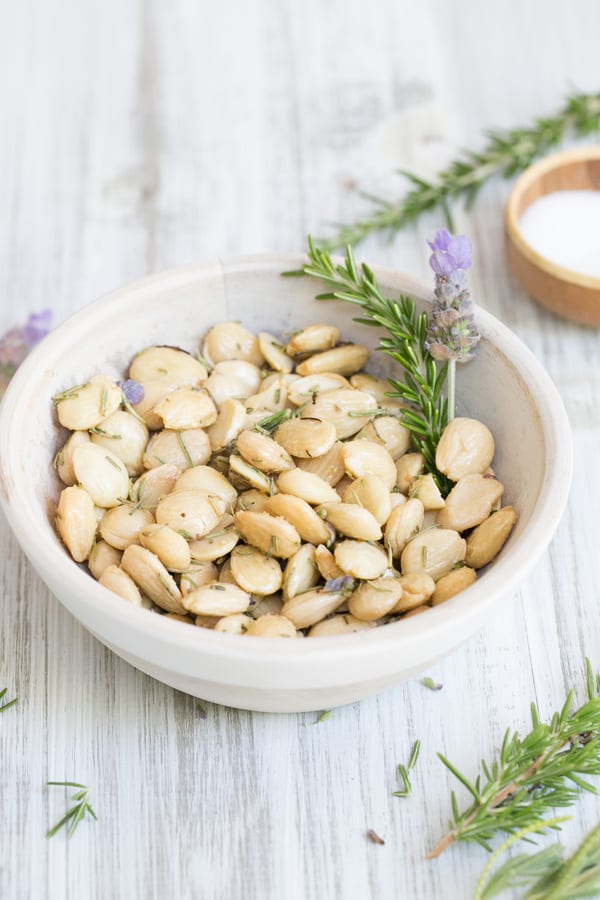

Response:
(288, 239), (451, 492)
(0, 687), (17, 713)
(428, 659), (600, 859)
(319, 91), (600, 251)
(473, 817), (600, 900)
(46, 782), (97, 838)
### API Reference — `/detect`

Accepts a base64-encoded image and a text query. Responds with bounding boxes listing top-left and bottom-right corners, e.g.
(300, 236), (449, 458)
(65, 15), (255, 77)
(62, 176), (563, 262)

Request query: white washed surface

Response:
(1, 1), (600, 898)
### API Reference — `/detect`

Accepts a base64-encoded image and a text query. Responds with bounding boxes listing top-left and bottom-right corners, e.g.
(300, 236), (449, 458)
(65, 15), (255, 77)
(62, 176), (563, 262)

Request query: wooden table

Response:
(1, 2), (599, 897)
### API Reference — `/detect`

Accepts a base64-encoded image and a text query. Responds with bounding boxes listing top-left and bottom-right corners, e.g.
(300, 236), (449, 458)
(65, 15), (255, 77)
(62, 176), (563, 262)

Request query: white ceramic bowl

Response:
(0, 256), (572, 712)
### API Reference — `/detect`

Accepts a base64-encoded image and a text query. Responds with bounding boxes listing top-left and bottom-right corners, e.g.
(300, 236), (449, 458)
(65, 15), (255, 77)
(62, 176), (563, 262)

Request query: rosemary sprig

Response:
(393, 739), (421, 798)
(46, 782), (97, 838)
(429, 659), (600, 858)
(0, 687), (17, 713)
(319, 90), (600, 250)
(289, 239), (451, 492)
(472, 817), (600, 900)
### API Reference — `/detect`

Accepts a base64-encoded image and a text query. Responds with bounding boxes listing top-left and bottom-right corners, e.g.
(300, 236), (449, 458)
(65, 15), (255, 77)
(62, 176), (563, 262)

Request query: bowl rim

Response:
(0, 254), (573, 666)
(505, 145), (600, 289)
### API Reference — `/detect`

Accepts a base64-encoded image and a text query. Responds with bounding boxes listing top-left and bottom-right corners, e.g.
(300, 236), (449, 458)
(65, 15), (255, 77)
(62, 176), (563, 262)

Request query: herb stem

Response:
(447, 359), (456, 423)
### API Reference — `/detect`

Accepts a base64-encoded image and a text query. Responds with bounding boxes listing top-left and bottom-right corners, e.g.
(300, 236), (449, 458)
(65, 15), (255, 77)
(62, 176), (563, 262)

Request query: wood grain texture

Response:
(1, 0), (600, 898)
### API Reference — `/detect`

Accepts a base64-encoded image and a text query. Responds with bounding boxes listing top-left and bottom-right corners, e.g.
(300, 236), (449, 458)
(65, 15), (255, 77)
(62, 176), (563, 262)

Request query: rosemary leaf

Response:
(319, 91), (600, 250)
(46, 782), (96, 839)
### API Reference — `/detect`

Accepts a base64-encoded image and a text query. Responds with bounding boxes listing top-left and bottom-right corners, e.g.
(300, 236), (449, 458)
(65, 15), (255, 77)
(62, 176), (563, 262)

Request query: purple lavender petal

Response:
(23, 310), (52, 346)
(448, 234), (472, 269)
(119, 379), (145, 405)
(429, 249), (456, 277)
(427, 229), (452, 252)
(323, 575), (355, 593)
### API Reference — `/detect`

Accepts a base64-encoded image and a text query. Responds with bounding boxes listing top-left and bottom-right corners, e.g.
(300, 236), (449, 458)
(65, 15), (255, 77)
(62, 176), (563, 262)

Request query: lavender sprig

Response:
(425, 229), (480, 421)
(0, 310), (52, 397)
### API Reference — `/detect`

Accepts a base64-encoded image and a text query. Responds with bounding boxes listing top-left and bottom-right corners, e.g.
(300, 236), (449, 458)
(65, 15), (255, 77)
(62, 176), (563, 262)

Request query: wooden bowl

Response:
(505, 146), (600, 326)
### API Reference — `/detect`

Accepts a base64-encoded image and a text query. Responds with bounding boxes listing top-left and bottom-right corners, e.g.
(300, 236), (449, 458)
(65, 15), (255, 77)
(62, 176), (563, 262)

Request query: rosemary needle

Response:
(46, 782), (97, 839)
(0, 688), (17, 713)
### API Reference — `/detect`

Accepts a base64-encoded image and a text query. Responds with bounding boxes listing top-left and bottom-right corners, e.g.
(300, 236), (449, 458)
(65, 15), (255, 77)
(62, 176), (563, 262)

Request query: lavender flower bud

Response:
(118, 379), (145, 406)
(0, 310), (52, 397)
(425, 229), (480, 363)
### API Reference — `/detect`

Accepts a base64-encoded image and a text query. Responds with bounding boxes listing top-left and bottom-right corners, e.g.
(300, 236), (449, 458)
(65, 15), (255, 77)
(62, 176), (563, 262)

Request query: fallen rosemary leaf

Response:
(421, 676), (443, 692)
(0, 687), (17, 713)
(314, 710), (332, 724)
(46, 782), (97, 838)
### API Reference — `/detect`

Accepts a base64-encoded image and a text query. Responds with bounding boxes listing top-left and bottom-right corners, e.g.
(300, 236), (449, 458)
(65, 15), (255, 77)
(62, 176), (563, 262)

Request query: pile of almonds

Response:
(52, 321), (517, 638)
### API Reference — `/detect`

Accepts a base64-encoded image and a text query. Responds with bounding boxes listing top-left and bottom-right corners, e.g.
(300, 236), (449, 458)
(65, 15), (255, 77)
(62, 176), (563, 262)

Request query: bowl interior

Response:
(0, 255), (572, 692)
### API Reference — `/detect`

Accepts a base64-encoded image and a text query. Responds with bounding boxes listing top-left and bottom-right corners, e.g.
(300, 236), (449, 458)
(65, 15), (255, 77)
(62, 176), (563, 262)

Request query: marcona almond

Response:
(140, 523), (192, 571)
(281, 589), (345, 629)
(72, 443), (129, 508)
(246, 615), (297, 638)
(343, 475), (392, 526)
(143, 428), (211, 470)
(99, 565), (143, 606)
(295, 441), (346, 486)
(236, 430), (295, 474)
(132, 464), (180, 510)
(90, 410), (149, 476)
(228, 455), (273, 493)
(249, 593), (285, 619)
(320, 503), (382, 541)
(207, 398), (247, 451)
(121, 544), (185, 613)
(204, 360), (263, 406)
(131, 380), (179, 430)
(395, 452), (425, 494)
(409, 474), (445, 511)
(182, 582), (251, 616)
(99, 506), (155, 550)
(234, 510), (301, 559)
(334, 540), (388, 579)
(236, 489), (270, 512)
(174, 465), (237, 509)
(348, 578), (403, 621)
(384, 499), (424, 558)
(342, 440), (397, 490)
(274, 418), (336, 459)
(437, 474), (504, 532)
(214, 613), (254, 634)
(230, 545), (283, 595)
(180, 561), (218, 595)
(154, 387), (217, 429)
(54, 431), (91, 486)
(308, 614), (376, 636)
(129, 346), (207, 385)
(295, 344), (369, 377)
(264, 493), (330, 545)
(287, 373), (350, 406)
(432, 566), (477, 605)
(244, 379), (288, 420)
(54, 376), (121, 431)
(56, 485), (97, 562)
(258, 333), (294, 373)
(276, 469), (341, 505)
(202, 322), (264, 367)
(87, 540), (122, 580)
(400, 529), (466, 581)
(286, 323), (340, 357)
(465, 506), (517, 569)
(392, 573), (436, 613)
(282, 544), (320, 600)
(155, 489), (226, 539)
(189, 527), (239, 562)
(314, 544), (344, 580)
(372, 416), (411, 460)
(301, 389), (377, 439)
(436, 417), (495, 481)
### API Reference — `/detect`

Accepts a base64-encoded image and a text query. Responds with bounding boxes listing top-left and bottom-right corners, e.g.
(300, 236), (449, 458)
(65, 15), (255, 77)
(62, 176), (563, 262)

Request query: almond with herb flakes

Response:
(246, 614), (297, 638)
(281, 588), (346, 629)
(154, 387), (218, 429)
(204, 360), (263, 406)
(206, 397), (247, 451)
(236, 429), (295, 474)
(181, 581), (251, 616)
(401, 529), (466, 582)
(214, 613), (253, 635)
(99, 564), (143, 606)
(72, 443), (130, 508)
(431, 566), (476, 605)
(287, 372), (350, 405)
(264, 493), (331, 545)
(55, 485), (97, 563)
(99, 505), (154, 551)
(87, 539), (122, 580)
(257, 332), (294, 373)
(234, 510), (301, 559)
(286, 323), (340, 358)
(90, 409), (150, 476)
(121, 544), (185, 613)
(54, 430), (91, 486)
(274, 418), (336, 459)
(308, 614), (375, 636)
(142, 428), (211, 470)
(295, 343), (369, 377)
(140, 523), (192, 571)
(202, 322), (264, 367)
(437, 474), (504, 533)
(129, 346), (207, 385)
(348, 577), (403, 621)
(282, 544), (320, 601)
(465, 506), (517, 569)
(300, 388), (377, 440)
(334, 540), (388, 580)
(155, 489), (226, 540)
(54, 375), (121, 431)
(230, 545), (283, 595)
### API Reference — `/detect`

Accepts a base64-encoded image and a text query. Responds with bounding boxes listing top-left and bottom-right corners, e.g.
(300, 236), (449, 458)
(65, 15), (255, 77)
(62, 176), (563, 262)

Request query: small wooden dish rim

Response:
(505, 146), (600, 290)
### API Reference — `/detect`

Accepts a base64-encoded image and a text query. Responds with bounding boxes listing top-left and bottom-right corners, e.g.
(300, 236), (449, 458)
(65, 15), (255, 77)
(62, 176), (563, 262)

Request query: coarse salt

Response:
(519, 190), (600, 278)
